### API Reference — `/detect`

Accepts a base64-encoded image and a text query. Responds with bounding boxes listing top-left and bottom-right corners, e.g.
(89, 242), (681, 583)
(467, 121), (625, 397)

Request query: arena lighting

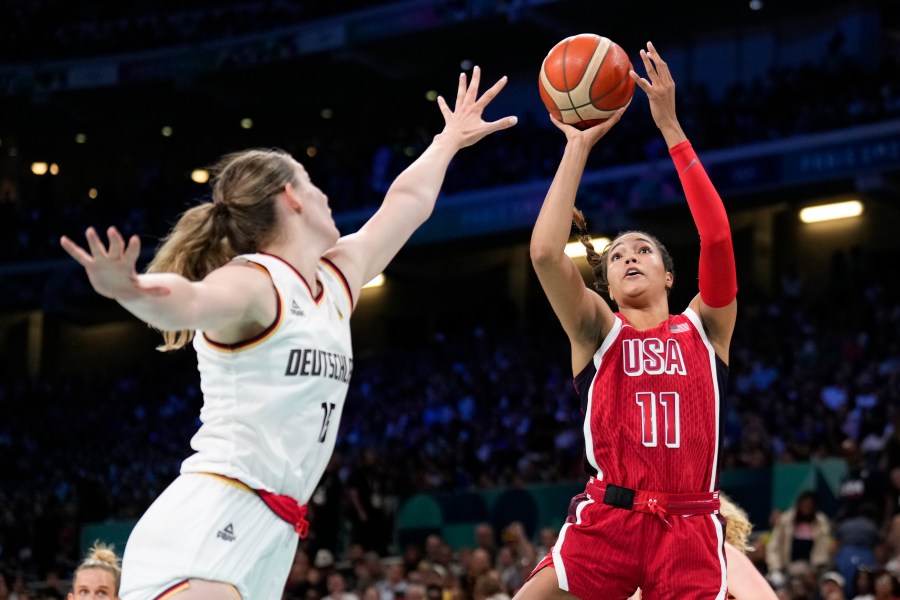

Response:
(799, 200), (863, 223)
(362, 274), (385, 289)
(565, 237), (611, 258)
(49, 163), (59, 175)
(31, 162), (48, 175)
(190, 169), (210, 184)
(75, 133), (87, 144)
(240, 118), (253, 129)
(425, 90), (438, 101)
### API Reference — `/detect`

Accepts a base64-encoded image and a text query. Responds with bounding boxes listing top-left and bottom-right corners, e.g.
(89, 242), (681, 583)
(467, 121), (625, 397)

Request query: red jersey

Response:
(574, 308), (727, 494)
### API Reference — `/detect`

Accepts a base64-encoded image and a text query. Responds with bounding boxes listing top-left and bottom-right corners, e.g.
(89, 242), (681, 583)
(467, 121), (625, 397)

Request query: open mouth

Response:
(625, 268), (642, 278)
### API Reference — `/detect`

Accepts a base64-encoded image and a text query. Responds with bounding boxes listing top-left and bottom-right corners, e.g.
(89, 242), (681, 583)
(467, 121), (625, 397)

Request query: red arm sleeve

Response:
(669, 140), (737, 308)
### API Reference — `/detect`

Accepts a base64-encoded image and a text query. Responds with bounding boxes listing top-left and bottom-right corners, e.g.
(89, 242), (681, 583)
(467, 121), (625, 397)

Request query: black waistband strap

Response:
(603, 483), (636, 509)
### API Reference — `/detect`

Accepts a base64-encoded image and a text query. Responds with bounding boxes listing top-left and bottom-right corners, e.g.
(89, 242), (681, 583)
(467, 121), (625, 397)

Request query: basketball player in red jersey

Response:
(515, 41), (738, 599)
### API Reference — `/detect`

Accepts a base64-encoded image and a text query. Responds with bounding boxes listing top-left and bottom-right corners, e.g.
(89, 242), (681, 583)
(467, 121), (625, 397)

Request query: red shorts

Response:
(529, 478), (727, 600)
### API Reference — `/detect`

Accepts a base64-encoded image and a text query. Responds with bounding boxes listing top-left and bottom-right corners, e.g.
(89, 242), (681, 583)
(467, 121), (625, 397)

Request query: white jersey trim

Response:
(711, 512), (728, 599)
(583, 316), (624, 480)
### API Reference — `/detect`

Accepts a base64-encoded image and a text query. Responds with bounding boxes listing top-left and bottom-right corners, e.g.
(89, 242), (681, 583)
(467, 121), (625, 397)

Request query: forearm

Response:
(657, 119), (687, 149)
(670, 140), (736, 307)
(329, 133), (464, 289)
(531, 139), (592, 258)
(382, 132), (460, 225)
(117, 273), (203, 331)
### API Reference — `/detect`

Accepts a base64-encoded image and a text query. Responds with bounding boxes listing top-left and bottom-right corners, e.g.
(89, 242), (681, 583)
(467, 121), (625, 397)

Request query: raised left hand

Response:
(436, 66), (518, 149)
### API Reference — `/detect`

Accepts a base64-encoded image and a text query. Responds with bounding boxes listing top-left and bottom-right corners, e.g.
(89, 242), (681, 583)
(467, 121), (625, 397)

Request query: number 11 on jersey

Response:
(635, 392), (681, 448)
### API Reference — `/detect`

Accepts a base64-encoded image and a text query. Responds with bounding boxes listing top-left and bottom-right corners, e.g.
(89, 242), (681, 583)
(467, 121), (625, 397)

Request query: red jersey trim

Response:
(321, 257), (354, 311)
(202, 263), (284, 353)
(257, 251), (324, 304)
(155, 580), (190, 599)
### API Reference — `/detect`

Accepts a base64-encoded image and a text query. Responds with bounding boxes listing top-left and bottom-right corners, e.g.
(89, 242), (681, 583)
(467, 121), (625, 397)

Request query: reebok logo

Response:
(217, 523), (236, 542)
(290, 299), (305, 316)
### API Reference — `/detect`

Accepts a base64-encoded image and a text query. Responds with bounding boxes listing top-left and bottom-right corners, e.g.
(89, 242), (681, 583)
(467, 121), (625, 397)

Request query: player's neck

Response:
(619, 305), (670, 331)
(262, 237), (324, 294)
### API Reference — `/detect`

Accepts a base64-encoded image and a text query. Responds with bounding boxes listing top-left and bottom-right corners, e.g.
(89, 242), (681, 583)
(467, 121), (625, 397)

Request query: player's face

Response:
(293, 163), (340, 244)
(606, 232), (672, 304)
(68, 568), (118, 600)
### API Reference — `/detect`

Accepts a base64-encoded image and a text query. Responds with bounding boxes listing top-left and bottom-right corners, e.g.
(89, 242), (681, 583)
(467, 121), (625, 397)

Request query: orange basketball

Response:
(538, 33), (636, 129)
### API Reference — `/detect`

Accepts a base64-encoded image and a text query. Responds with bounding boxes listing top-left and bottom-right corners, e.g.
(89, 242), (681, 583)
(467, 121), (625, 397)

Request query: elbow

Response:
(530, 240), (560, 268)
(703, 230), (733, 252)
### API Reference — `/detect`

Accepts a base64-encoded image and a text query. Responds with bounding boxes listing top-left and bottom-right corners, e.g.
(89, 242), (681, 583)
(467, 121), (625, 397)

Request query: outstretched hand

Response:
(436, 66), (518, 149)
(60, 227), (170, 300)
(629, 41), (686, 145)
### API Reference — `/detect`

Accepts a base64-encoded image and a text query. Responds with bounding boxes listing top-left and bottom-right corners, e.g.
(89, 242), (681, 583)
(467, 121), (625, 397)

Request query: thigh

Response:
(514, 565), (578, 600)
(161, 579), (242, 600)
(550, 499), (643, 599)
(121, 474), (296, 600)
(641, 513), (727, 600)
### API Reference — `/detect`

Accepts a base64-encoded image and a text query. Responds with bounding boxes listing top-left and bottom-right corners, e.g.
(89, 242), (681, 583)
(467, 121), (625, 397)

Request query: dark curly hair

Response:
(572, 208), (675, 298)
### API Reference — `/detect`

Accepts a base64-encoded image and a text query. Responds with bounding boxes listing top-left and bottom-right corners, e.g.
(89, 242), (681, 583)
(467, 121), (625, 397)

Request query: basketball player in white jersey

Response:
(60, 67), (516, 600)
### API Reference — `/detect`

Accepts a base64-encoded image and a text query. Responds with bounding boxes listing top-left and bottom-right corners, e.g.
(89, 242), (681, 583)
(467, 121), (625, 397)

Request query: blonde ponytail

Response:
(146, 148), (298, 350)
(719, 492), (755, 553)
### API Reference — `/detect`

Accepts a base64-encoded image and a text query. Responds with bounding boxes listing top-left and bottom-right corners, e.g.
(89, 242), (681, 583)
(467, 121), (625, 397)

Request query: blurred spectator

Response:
(835, 440), (888, 525)
(36, 569), (63, 599)
(375, 561), (407, 600)
(403, 583), (427, 600)
(322, 571), (359, 600)
(821, 570), (848, 600)
(473, 524), (497, 564)
(360, 586), (380, 600)
(461, 548), (492, 600)
(868, 570), (900, 600)
(834, 503), (882, 597)
(473, 571), (510, 600)
(347, 448), (392, 556)
(767, 491), (833, 576)
(309, 454), (345, 557)
(853, 567), (877, 600)
(533, 527), (557, 561)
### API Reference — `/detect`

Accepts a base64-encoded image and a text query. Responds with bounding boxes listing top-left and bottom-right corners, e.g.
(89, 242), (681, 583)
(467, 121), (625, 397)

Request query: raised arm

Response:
(530, 111), (624, 373)
(630, 41), (737, 361)
(325, 66), (517, 305)
(60, 227), (273, 336)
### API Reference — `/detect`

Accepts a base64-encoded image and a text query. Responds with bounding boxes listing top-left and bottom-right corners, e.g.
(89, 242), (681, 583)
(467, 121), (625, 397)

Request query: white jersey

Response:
(181, 252), (354, 504)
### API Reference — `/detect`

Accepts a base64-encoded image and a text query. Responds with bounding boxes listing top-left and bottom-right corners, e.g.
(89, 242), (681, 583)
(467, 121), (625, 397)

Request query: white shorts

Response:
(120, 473), (299, 600)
